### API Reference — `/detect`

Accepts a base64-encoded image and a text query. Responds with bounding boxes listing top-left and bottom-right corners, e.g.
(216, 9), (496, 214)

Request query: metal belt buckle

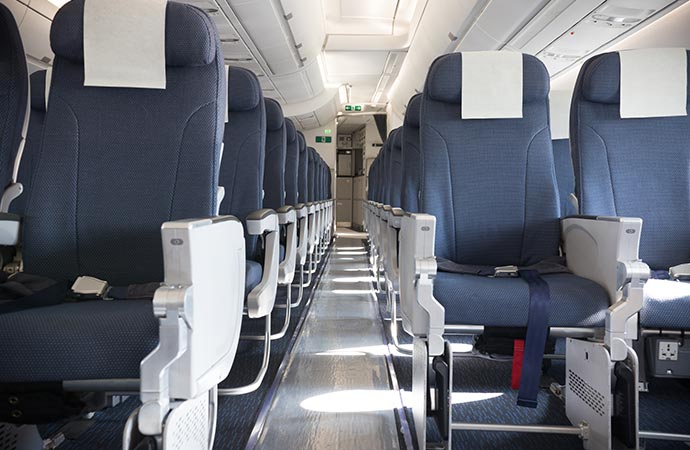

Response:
(494, 265), (519, 277)
(70, 276), (109, 300)
(669, 264), (690, 281)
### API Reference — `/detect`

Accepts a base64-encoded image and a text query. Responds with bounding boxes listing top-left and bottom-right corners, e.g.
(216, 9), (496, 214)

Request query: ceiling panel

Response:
(339, 0), (397, 20)
(324, 51), (388, 75)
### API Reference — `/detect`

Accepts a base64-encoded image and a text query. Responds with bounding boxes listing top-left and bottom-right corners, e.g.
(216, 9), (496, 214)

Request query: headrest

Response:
(579, 50), (689, 113)
(265, 98), (285, 131)
(404, 94), (421, 128)
(297, 131), (306, 151)
(549, 90), (571, 140)
(30, 71), (47, 112)
(391, 128), (402, 151)
(285, 118), (297, 143)
(228, 66), (262, 112)
(425, 52), (549, 106)
(51, 0), (217, 68)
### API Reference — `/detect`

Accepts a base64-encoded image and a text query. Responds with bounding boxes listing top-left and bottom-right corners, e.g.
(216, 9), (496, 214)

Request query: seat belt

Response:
(436, 257), (563, 408)
(516, 269), (550, 408)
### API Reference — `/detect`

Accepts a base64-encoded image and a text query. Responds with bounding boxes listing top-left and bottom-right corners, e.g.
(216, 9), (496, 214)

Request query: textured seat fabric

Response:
(401, 94), (421, 212)
(552, 139), (575, 216)
(307, 147), (316, 202)
(367, 158), (378, 201)
(297, 132), (308, 204)
(0, 4), (28, 191)
(571, 50), (690, 329)
(421, 52), (609, 326)
(11, 71), (47, 215)
(222, 66), (265, 258)
(263, 98), (286, 210)
(284, 119), (298, 206)
(641, 280), (690, 328)
(388, 128), (402, 208)
(245, 260), (263, 297)
(379, 137), (392, 205)
(0, 300), (158, 382)
(436, 272), (607, 327)
(0, 0), (225, 383)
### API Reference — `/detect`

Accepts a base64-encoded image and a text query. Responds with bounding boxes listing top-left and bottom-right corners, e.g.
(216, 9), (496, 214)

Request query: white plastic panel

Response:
(19, 6), (53, 65)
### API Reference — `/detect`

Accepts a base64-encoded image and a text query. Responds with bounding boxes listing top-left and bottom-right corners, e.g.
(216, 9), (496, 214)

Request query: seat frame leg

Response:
(219, 315), (272, 396)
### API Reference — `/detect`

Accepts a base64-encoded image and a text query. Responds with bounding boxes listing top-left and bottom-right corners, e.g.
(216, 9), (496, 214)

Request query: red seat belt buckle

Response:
(511, 339), (525, 390)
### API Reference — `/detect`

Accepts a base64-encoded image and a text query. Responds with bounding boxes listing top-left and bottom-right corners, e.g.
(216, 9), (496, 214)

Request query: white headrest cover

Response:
(461, 51), (523, 119)
(83, 0), (167, 89)
(619, 48), (687, 118)
(549, 90), (571, 140)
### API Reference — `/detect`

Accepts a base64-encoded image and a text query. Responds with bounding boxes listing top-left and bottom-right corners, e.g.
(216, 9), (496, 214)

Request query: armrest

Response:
(216, 186), (225, 215)
(246, 209), (279, 235)
(561, 215), (650, 360)
(247, 209), (280, 317)
(388, 207), (404, 229)
(399, 213), (445, 356)
(140, 215), (245, 435)
(278, 206), (298, 284)
(294, 203), (308, 219)
(276, 205), (296, 225)
(0, 212), (21, 246)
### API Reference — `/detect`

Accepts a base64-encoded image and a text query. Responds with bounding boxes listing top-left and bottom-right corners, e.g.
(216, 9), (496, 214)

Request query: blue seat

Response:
(379, 136), (391, 205)
(571, 50), (690, 329)
(263, 98), (286, 210)
(297, 132), (308, 204)
(246, 260), (263, 296)
(420, 52), (609, 328)
(11, 71), (47, 216)
(401, 94), (421, 213)
(284, 119), (299, 206)
(387, 128), (402, 208)
(307, 147), (316, 202)
(222, 66), (265, 259)
(0, 4), (28, 193)
(552, 138), (575, 217)
(0, 0), (225, 383)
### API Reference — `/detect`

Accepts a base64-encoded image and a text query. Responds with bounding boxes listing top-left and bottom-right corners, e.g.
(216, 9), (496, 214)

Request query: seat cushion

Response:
(0, 300), (157, 383)
(246, 260), (263, 297)
(641, 279), (690, 329)
(434, 272), (608, 328)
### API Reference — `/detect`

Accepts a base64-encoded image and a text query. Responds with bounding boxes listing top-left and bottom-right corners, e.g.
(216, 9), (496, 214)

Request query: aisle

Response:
(253, 229), (405, 450)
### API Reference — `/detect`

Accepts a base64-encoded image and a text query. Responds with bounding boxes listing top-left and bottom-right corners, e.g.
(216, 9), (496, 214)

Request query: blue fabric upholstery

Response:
(23, 2), (224, 285)
(421, 53), (560, 265)
(436, 272), (608, 327)
(388, 128), (402, 208)
(245, 260), (263, 297)
(641, 280), (690, 329)
(51, 0), (216, 67)
(297, 132), (308, 204)
(284, 119), (298, 206)
(402, 94), (421, 213)
(222, 66), (265, 258)
(0, 300), (158, 382)
(0, 3), (28, 191)
(0, 1), (224, 385)
(552, 139), (576, 217)
(263, 98), (286, 210)
(367, 158), (377, 201)
(11, 71), (47, 215)
(307, 147), (316, 202)
(572, 51), (690, 271)
(379, 137), (391, 205)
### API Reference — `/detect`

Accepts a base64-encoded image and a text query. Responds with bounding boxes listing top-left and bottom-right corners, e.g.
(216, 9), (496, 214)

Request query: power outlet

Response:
(658, 341), (679, 361)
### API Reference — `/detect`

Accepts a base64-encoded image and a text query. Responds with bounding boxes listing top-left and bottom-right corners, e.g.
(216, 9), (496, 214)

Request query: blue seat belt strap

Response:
(517, 269), (550, 408)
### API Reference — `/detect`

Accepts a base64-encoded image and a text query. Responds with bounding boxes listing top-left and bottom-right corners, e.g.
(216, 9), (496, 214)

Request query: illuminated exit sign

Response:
(315, 136), (332, 143)
(344, 105), (362, 112)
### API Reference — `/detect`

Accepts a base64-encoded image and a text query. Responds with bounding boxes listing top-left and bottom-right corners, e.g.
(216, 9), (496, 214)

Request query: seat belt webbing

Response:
(516, 269), (550, 408)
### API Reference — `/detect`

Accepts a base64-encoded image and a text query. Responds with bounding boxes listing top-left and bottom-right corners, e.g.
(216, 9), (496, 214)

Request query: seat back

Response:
(0, 4), (28, 191)
(297, 131), (308, 204)
(402, 94), (421, 213)
(388, 128), (403, 208)
(284, 119), (298, 206)
(221, 66), (265, 257)
(550, 90), (575, 217)
(379, 137), (391, 205)
(11, 70), (47, 215)
(421, 52), (558, 265)
(23, 0), (224, 284)
(571, 50), (690, 270)
(367, 157), (377, 201)
(307, 147), (316, 202)
(263, 98), (286, 209)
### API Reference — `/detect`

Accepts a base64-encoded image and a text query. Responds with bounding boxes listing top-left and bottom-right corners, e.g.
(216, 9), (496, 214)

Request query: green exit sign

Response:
(344, 105), (362, 112)
(315, 136), (332, 143)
